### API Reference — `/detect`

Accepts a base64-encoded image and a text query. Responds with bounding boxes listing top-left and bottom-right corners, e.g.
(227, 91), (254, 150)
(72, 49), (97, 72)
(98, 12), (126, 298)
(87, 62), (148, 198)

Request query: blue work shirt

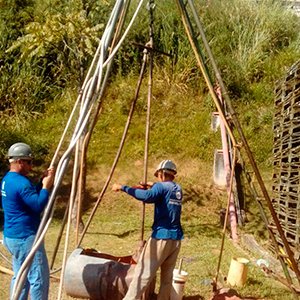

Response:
(121, 181), (183, 240)
(1, 172), (49, 238)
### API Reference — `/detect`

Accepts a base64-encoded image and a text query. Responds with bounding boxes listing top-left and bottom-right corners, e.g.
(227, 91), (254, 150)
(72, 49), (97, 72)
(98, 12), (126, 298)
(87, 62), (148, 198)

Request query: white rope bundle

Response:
(11, 1), (146, 299)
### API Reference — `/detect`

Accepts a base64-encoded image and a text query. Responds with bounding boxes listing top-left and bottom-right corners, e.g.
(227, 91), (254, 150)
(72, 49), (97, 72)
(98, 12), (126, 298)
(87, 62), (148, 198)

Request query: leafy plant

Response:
(7, 9), (104, 85)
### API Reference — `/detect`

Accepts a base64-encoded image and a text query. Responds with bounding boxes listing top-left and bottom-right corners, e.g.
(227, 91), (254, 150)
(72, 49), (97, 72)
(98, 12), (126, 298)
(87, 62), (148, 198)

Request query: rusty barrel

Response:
(64, 248), (155, 300)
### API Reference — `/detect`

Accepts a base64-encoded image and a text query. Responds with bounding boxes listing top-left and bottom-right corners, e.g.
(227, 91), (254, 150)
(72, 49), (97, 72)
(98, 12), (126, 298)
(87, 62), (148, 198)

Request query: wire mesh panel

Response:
(272, 60), (300, 254)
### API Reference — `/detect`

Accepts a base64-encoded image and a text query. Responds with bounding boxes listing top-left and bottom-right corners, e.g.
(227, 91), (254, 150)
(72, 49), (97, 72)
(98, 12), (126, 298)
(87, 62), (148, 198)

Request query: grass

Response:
(0, 158), (295, 299)
(1, 2), (300, 299)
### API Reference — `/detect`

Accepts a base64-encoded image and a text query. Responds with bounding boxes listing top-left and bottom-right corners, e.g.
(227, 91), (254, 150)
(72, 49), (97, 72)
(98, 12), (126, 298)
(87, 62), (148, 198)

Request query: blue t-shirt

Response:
(1, 172), (49, 238)
(122, 181), (183, 240)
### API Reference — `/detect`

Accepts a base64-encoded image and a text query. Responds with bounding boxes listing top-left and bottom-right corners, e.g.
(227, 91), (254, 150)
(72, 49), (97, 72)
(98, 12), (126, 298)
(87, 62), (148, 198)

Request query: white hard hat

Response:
(154, 160), (177, 177)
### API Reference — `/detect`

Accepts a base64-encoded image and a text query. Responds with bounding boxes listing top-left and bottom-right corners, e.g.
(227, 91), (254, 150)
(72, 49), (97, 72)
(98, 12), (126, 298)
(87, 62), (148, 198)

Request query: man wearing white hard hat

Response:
(112, 159), (183, 300)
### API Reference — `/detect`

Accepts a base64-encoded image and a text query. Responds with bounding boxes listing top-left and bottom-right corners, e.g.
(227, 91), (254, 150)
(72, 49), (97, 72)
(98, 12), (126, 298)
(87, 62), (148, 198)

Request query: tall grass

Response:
(200, 0), (300, 98)
(1, 0), (300, 168)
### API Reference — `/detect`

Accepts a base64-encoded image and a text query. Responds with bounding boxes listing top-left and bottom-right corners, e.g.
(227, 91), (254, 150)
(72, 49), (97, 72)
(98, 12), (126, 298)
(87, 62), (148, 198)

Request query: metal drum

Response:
(64, 248), (155, 299)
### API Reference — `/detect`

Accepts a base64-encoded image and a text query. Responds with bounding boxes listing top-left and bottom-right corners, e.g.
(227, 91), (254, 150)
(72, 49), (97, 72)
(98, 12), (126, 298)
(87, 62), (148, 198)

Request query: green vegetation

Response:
(0, 160), (294, 299)
(0, 0), (299, 298)
(0, 0), (299, 168)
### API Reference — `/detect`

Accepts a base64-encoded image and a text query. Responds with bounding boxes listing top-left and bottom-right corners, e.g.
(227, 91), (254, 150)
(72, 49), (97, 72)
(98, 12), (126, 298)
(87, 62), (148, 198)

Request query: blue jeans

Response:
(4, 235), (49, 300)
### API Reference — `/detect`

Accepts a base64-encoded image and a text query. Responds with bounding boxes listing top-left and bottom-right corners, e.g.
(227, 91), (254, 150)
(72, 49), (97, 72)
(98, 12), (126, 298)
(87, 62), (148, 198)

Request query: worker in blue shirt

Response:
(112, 159), (183, 300)
(1, 142), (55, 300)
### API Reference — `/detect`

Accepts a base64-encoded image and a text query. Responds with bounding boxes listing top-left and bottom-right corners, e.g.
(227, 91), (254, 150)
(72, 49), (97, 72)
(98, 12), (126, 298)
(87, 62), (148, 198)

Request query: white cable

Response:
(103, 0), (146, 68)
(56, 141), (81, 300)
(11, 1), (146, 298)
(50, 36), (103, 168)
(12, 75), (96, 300)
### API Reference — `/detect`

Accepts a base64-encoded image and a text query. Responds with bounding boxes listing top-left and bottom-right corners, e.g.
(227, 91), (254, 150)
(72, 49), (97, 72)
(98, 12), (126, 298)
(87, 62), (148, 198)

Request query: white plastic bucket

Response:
(171, 268), (188, 300)
(227, 257), (249, 287)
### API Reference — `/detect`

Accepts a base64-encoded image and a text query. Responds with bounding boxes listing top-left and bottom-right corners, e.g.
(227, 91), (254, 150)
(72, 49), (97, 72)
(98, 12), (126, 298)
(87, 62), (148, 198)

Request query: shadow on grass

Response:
(51, 181), (223, 242)
(235, 295), (264, 300)
(52, 180), (218, 223)
(151, 294), (204, 300)
(184, 185), (206, 206)
(184, 223), (223, 238)
(246, 278), (264, 286)
(211, 288), (265, 300)
(85, 229), (138, 238)
(52, 182), (97, 220)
